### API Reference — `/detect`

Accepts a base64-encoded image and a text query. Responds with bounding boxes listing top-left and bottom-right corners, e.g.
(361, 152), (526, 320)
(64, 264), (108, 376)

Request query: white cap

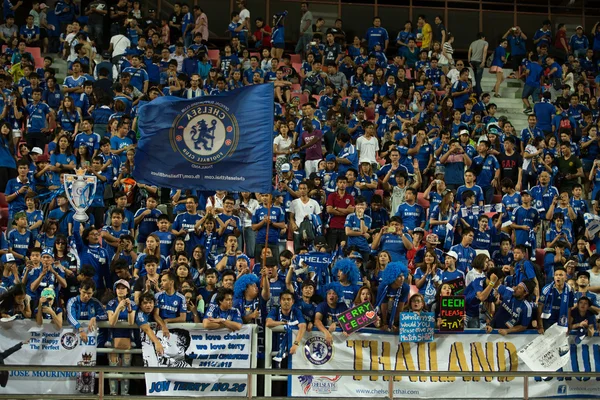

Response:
(445, 250), (458, 260)
(31, 147), (43, 155)
(280, 163), (291, 173)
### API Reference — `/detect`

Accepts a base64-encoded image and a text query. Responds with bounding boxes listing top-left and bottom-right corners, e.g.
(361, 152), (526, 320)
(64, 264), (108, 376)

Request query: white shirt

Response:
(110, 34), (131, 58)
(356, 135), (379, 164)
(590, 269), (600, 288)
(289, 197), (321, 226)
(239, 9), (250, 30)
(238, 198), (259, 228)
(273, 135), (292, 157)
(447, 67), (473, 85)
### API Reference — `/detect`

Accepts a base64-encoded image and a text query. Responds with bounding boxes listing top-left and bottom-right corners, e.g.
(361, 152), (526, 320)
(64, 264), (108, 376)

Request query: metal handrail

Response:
(0, 364), (597, 377)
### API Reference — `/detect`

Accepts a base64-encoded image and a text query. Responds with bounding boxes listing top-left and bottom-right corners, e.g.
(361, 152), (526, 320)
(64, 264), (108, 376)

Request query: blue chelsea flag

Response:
(133, 84), (274, 192)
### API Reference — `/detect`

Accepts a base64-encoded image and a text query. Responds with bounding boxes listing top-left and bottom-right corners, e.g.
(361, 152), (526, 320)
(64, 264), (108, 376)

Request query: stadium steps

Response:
(480, 68), (528, 132)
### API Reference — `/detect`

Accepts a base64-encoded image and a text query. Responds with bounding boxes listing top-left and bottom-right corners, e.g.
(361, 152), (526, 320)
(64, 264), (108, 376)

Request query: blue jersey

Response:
(155, 291), (186, 319)
(122, 67), (149, 92)
(7, 229), (33, 263)
(365, 27), (389, 50)
(472, 155), (499, 189)
(66, 296), (107, 329)
(134, 253), (168, 276)
(449, 243), (476, 274)
(344, 213), (372, 252)
(57, 109), (80, 133)
(472, 230), (491, 251)
(110, 136), (133, 163)
(456, 184), (485, 205)
(379, 232), (413, 264)
(205, 304), (243, 324)
(511, 206), (539, 246)
(493, 285), (533, 329)
(252, 206), (285, 245)
(73, 132), (100, 155)
(25, 101), (51, 133)
(153, 231), (175, 258)
(464, 277), (494, 318)
(134, 207), (162, 243)
(395, 203), (425, 231)
(315, 301), (349, 326)
(171, 211), (202, 251)
(73, 231), (110, 290)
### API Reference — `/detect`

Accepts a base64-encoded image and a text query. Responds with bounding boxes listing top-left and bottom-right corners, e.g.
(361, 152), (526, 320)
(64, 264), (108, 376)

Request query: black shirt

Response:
(498, 151), (523, 183)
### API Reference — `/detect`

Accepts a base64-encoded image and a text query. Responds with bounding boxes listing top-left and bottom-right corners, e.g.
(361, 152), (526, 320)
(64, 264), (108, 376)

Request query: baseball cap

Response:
(459, 129), (470, 136)
(41, 287), (55, 299)
(349, 251), (363, 260)
(290, 153), (301, 160)
(41, 248), (54, 258)
(280, 163), (291, 172)
(113, 279), (131, 291)
(272, 190), (283, 197)
(445, 250), (458, 260)
(414, 227), (426, 234)
(36, 154), (49, 163)
(426, 233), (440, 244)
(521, 190), (531, 196)
(39, 3), (47, 9)
(1, 254), (16, 264)
(325, 154), (336, 162)
(236, 254), (250, 265)
(577, 271), (590, 279)
(576, 25), (583, 30)
(487, 124), (501, 134)
(31, 147), (43, 155)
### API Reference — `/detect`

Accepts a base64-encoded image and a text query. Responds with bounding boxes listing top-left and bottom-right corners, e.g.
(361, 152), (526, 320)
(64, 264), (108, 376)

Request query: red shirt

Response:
(253, 25), (272, 48)
(326, 192), (355, 229)
(554, 30), (567, 51)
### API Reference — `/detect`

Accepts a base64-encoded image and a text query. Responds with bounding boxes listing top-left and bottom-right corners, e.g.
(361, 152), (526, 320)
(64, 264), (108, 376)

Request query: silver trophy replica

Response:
(64, 168), (97, 223)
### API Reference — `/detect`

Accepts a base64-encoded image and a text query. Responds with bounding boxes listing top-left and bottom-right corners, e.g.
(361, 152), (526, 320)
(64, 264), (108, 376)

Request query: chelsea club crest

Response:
(171, 102), (239, 165)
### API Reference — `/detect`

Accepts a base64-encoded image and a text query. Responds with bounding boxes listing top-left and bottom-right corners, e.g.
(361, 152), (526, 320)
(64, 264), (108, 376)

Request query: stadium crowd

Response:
(1, 0), (600, 394)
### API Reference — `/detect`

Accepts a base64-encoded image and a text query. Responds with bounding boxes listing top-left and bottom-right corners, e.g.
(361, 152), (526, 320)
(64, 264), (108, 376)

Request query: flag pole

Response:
(262, 194), (272, 267)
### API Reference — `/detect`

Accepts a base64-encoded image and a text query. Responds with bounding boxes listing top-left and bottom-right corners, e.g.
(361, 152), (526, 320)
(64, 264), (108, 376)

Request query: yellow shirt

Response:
(422, 23), (433, 49)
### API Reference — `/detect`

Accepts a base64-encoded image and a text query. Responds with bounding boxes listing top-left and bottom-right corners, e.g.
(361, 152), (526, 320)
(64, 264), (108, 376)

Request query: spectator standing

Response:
(295, 2), (313, 55)
(468, 32), (488, 96)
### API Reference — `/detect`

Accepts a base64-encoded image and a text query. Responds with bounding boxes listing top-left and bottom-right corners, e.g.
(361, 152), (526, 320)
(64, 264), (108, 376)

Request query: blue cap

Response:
(349, 251), (363, 260)
(272, 190), (283, 197)
(236, 254), (251, 265)
(1, 254), (15, 264)
(41, 249), (54, 258)
(290, 153), (301, 160)
(325, 154), (336, 162)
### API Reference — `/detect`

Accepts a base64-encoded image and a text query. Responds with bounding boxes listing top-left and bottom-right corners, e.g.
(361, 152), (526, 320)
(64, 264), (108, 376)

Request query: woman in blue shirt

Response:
(489, 39), (508, 98)
(49, 134), (76, 181)
(56, 96), (80, 136)
(0, 122), (17, 192)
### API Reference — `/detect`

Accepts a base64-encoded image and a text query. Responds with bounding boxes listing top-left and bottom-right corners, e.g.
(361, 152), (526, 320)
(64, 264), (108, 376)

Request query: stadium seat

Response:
(207, 49), (219, 62)
(535, 248), (545, 270)
(374, 189), (384, 198)
(298, 93), (308, 105)
(290, 54), (302, 64)
(492, 194), (502, 204)
(365, 107), (376, 121)
(291, 63), (302, 76)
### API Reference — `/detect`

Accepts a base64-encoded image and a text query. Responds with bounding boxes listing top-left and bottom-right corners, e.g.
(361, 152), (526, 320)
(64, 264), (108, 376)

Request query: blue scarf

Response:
(375, 284), (404, 327)
(541, 282), (572, 327)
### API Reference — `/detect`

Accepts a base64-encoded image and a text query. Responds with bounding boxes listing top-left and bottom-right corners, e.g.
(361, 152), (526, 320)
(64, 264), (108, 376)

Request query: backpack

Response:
(298, 217), (316, 245)
(559, 115), (572, 130)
